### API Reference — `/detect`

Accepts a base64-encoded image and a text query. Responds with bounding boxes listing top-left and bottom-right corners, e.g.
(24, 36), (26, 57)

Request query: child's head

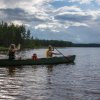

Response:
(33, 53), (37, 56)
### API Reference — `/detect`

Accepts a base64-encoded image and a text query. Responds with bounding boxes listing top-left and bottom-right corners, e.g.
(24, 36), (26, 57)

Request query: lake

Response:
(0, 48), (100, 100)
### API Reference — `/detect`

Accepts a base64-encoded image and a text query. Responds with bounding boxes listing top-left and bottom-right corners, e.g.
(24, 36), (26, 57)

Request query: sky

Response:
(0, 0), (100, 43)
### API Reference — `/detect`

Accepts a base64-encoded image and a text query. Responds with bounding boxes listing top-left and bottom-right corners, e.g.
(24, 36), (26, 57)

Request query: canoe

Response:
(0, 55), (75, 66)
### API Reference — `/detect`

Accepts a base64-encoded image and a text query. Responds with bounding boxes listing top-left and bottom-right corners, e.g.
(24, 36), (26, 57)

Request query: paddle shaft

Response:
(54, 47), (70, 61)
(54, 47), (66, 57)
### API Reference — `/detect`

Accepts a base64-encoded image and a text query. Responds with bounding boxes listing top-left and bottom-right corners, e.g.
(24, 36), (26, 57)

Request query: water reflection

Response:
(31, 65), (38, 72)
(46, 65), (54, 85)
(6, 66), (23, 77)
(47, 65), (53, 73)
(0, 48), (100, 99)
(7, 67), (16, 76)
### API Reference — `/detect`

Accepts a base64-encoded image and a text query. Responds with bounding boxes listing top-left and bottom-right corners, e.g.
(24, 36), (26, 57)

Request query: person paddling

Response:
(8, 44), (20, 60)
(46, 45), (60, 58)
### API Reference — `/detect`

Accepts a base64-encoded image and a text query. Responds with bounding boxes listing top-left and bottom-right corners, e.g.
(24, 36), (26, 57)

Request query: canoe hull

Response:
(0, 55), (75, 66)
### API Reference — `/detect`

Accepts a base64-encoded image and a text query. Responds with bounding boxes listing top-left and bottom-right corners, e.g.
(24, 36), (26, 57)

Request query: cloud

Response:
(35, 5), (100, 31)
(0, 0), (52, 17)
(35, 20), (63, 32)
(68, 0), (93, 4)
(0, 8), (27, 20)
(96, 0), (100, 5)
(0, 0), (100, 43)
(34, 6), (89, 31)
(0, 0), (98, 32)
(55, 12), (92, 22)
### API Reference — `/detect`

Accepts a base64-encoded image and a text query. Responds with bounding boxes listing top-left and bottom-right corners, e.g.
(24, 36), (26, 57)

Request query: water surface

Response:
(0, 48), (100, 100)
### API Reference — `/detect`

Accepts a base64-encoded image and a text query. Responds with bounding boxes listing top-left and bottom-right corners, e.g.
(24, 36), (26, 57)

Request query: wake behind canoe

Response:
(0, 55), (76, 66)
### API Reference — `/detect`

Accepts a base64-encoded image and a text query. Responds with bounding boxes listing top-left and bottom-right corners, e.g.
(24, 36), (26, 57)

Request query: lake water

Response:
(0, 48), (100, 100)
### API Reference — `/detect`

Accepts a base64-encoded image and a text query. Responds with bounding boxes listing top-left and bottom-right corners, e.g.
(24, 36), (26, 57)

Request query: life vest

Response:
(32, 54), (37, 60)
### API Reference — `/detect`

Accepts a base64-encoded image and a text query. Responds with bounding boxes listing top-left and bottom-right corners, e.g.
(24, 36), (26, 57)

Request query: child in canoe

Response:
(32, 53), (38, 60)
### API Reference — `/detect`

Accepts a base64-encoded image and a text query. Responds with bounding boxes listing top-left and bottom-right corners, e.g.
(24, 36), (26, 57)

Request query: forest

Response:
(0, 21), (72, 49)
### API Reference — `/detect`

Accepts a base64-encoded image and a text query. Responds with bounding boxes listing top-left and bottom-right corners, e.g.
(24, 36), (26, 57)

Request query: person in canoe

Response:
(46, 45), (60, 58)
(32, 53), (38, 60)
(8, 44), (20, 60)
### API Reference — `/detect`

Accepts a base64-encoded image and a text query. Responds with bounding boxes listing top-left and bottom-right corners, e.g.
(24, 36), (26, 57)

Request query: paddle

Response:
(17, 44), (21, 50)
(53, 47), (70, 61)
(54, 47), (66, 57)
(17, 44), (22, 59)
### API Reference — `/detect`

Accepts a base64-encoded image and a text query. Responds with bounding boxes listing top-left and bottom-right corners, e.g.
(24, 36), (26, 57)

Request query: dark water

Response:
(0, 48), (100, 100)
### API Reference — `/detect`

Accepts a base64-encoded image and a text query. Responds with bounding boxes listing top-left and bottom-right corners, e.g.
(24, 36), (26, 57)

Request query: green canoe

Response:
(0, 55), (75, 66)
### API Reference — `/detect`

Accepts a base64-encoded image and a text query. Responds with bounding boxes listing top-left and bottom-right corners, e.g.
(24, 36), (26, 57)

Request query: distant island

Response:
(0, 21), (100, 51)
(71, 43), (100, 47)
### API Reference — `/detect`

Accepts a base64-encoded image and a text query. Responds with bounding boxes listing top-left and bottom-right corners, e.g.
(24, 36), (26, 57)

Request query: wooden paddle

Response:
(17, 44), (21, 50)
(17, 44), (22, 59)
(54, 47), (66, 57)
(53, 47), (70, 61)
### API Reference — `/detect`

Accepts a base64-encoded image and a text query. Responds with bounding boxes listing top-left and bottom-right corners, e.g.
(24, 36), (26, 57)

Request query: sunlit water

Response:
(0, 48), (100, 100)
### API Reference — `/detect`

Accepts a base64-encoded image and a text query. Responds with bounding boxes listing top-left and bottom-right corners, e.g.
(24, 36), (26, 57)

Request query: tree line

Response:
(72, 43), (100, 47)
(0, 21), (72, 48)
(0, 21), (31, 47)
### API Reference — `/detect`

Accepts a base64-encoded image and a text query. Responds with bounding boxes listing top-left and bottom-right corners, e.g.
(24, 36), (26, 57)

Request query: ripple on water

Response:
(0, 48), (100, 100)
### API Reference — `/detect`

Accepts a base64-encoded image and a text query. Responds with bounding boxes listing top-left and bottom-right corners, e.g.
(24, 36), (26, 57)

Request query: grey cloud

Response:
(0, 0), (27, 5)
(55, 13), (93, 22)
(94, 15), (100, 25)
(0, 8), (46, 23)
